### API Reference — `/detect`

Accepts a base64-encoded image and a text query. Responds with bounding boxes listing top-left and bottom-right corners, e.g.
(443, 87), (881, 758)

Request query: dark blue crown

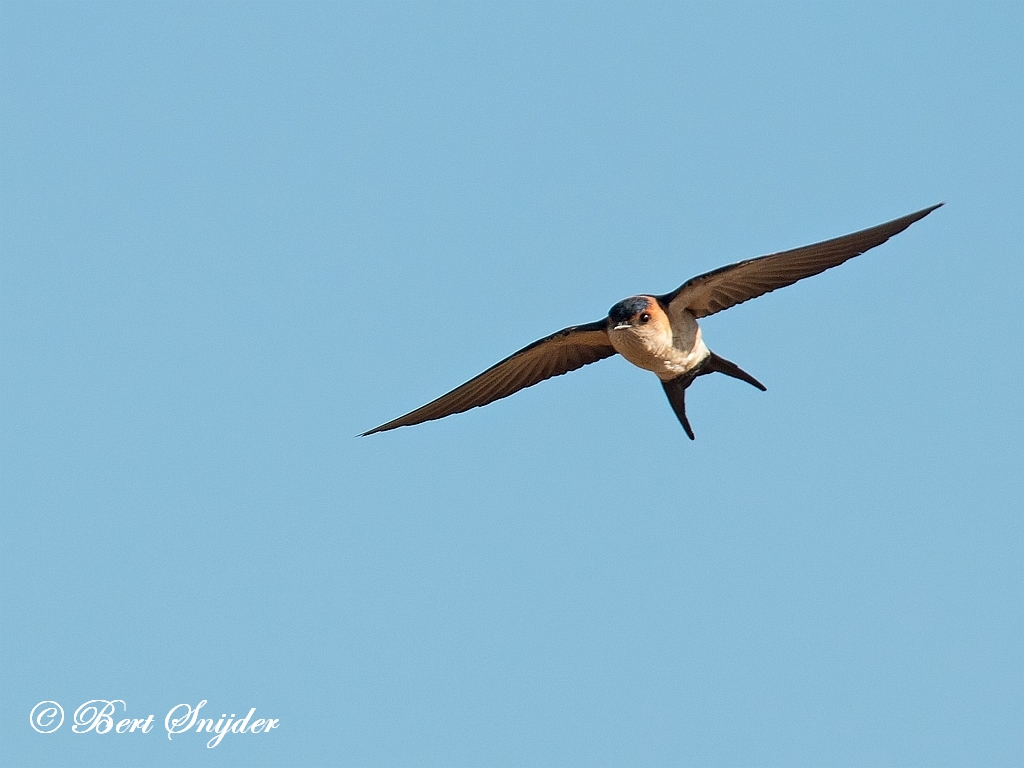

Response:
(608, 297), (650, 324)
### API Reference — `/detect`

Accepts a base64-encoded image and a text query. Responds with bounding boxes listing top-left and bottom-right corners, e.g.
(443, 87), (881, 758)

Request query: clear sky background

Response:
(2, 3), (1021, 766)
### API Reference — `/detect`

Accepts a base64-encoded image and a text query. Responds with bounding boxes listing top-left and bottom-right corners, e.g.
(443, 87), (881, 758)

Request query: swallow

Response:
(363, 203), (941, 439)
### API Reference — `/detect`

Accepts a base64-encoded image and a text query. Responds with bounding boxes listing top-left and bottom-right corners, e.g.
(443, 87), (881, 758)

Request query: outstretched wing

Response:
(362, 321), (616, 435)
(662, 204), (942, 319)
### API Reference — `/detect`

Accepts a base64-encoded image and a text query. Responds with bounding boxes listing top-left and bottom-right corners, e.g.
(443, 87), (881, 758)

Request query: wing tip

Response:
(914, 201), (944, 219)
(884, 201), (943, 238)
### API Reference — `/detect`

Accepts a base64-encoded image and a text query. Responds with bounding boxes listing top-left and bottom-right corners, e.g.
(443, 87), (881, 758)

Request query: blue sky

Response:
(1, 3), (1021, 766)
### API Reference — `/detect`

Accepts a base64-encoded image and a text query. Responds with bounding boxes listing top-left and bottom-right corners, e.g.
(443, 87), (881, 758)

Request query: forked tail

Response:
(661, 352), (766, 439)
(702, 352), (766, 391)
(661, 375), (696, 440)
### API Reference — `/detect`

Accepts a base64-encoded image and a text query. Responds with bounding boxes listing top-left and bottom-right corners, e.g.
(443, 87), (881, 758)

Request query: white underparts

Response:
(609, 323), (711, 381)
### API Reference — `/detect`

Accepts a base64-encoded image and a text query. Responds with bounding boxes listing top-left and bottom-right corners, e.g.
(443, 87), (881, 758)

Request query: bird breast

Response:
(610, 323), (709, 380)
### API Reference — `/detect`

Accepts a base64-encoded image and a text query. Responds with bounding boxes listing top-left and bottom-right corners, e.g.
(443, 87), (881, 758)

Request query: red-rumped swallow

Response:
(363, 204), (941, 439)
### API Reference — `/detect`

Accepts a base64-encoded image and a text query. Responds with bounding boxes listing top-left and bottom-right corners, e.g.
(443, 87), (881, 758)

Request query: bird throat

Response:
(611, 324), (710, 381)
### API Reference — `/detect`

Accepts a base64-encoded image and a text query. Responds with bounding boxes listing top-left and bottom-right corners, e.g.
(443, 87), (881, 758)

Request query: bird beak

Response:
(612, 323), (631, 330)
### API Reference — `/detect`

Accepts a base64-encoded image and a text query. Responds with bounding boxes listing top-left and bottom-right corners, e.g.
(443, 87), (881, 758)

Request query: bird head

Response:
(607, 296), (672, 348)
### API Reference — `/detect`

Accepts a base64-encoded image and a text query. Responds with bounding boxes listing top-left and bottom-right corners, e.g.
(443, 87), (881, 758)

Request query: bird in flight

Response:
(363, 204), (942, 439)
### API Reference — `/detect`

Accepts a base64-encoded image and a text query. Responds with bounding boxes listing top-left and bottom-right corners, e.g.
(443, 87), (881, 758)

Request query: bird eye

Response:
(639, 312), (651, 324)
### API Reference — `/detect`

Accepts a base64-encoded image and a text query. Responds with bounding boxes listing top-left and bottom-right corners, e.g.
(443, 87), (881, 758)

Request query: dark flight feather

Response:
(362, 321), (615, 435)
(662, 204), (942, 319)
